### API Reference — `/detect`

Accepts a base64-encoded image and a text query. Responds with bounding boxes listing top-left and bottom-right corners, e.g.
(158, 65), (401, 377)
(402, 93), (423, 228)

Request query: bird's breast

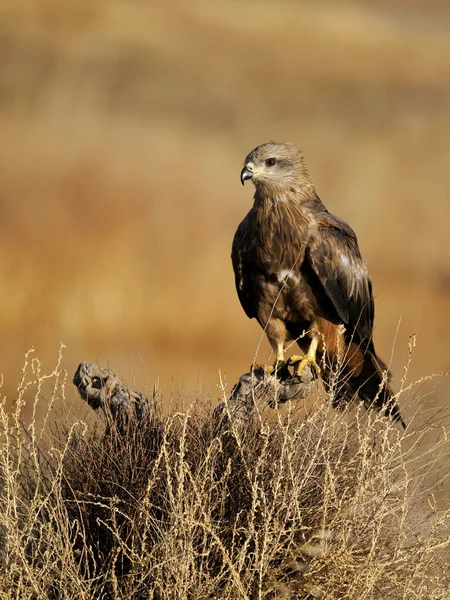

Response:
(249, 216), (309, 277)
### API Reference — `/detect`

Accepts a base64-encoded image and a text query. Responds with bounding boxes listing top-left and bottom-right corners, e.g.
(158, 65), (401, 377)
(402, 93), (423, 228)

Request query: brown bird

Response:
(232, 141), (405, 428)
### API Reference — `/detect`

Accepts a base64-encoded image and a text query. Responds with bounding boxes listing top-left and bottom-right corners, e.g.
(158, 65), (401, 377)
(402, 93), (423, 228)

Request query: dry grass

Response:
(0, 351), (449, 599)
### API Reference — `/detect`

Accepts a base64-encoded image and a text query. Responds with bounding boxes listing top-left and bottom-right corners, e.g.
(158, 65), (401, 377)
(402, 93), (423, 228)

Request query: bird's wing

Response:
(231, 214), (257, 319)
(306, 211), (374, 344)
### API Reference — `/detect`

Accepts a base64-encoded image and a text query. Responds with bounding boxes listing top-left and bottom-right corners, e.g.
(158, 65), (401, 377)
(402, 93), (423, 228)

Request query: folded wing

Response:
(306, 212), (374, 349)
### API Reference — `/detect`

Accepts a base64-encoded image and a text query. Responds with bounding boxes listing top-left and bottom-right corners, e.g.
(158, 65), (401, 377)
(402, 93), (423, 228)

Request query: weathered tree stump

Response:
(215, 366), (316, 424)
(73, 361), (317, 430)
(73, 362), (152, 426)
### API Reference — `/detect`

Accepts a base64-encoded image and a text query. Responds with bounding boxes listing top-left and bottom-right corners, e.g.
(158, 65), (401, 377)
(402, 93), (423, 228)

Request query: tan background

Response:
(0, 0), (449, 420)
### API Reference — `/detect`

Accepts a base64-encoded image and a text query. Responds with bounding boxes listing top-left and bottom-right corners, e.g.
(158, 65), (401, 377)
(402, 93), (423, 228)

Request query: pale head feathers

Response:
(242, 141), (316, 200)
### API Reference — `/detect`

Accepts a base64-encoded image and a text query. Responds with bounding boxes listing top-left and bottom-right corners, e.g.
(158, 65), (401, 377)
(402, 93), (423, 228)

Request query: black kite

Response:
(232, 141), (405, 428)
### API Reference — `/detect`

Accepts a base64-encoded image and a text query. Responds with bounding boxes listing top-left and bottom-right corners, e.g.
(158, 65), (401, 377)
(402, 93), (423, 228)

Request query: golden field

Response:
(0, 0), (449, 421)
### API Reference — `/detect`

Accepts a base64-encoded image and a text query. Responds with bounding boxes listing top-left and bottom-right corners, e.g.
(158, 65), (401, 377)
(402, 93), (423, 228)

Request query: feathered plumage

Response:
(232, 141), (405, 428)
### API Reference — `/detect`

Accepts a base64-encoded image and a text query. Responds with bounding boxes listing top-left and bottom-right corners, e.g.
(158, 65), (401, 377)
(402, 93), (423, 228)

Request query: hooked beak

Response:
(240, 164), (254, 185)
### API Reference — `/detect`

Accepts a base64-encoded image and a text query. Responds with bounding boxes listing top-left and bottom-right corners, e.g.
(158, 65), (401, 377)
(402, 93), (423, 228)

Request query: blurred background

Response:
(1, 0), (449, 418)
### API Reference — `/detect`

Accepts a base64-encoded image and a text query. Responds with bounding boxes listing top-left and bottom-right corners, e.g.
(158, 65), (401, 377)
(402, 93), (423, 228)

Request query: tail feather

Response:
(330, 349), (406, 429)
(357, 351), (406, 429)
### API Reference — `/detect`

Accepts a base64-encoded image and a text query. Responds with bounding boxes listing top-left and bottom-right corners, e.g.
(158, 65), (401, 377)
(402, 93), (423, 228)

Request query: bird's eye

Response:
(265, 157), (276, 167)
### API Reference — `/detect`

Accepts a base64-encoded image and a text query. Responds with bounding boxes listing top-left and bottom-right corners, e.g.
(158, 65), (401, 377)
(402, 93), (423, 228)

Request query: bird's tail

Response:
(331, 350), (406, 429)
(358, 352), (406, 429)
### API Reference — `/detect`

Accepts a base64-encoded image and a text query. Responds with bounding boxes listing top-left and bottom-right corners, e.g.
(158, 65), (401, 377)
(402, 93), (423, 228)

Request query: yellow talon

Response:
(288, 336), (321, 377)
(288, 354), (321, 377)
(253, 360), (286, 375)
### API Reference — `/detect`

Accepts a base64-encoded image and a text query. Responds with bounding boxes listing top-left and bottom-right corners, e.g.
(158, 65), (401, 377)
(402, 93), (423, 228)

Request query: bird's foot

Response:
(288, 354), (321, 377)
(252, 360), (290, 380)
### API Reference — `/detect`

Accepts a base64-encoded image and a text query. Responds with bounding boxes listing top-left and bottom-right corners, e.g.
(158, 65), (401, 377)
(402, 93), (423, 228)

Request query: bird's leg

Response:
(288, 336), (321, 377)
(252, 318), (289, 377)
(254, 342), (286, 375)
(266, 340), (286, 375)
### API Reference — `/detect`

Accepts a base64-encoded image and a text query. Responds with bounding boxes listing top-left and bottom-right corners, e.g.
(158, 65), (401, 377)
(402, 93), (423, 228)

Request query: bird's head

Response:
(240, 141), (314, 198)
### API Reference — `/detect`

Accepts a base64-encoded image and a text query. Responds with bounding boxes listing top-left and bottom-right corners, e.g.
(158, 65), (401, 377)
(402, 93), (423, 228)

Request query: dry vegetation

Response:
(0, 351), (449, 599)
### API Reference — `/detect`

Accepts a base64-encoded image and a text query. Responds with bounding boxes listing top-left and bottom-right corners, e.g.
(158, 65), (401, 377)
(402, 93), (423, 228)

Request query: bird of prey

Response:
(232, 141), (405, 428)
